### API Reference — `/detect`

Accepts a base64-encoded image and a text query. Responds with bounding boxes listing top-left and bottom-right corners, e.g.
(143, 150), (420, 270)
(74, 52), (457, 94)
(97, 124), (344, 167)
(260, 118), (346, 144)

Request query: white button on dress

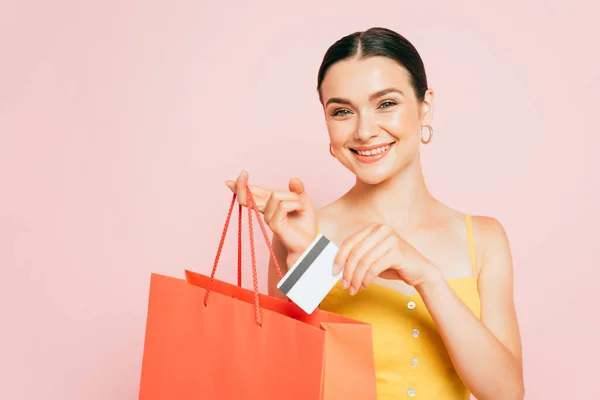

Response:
(407, 302), (417, 397)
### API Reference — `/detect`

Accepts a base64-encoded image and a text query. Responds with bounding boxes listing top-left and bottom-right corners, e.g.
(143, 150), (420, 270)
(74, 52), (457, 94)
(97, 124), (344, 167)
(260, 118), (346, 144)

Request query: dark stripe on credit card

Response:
(279, 235), (330, 295)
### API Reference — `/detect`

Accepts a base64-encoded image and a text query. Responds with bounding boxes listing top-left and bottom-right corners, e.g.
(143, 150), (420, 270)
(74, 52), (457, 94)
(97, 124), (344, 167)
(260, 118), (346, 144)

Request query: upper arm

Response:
(267, 233), (289, 300)
(474, 216), (523, 362)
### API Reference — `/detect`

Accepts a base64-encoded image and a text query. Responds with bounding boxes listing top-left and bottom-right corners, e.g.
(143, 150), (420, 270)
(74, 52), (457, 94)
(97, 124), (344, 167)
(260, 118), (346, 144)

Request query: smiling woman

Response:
(227, 27), (524, 400)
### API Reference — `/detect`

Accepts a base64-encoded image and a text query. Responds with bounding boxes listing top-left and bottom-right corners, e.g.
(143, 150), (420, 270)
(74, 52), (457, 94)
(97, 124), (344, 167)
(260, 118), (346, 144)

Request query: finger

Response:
(245, 185), (273, 210)
(263, 191), (302, 222)
(359, 249), (394, 289)
(344, 226), (392, 292)
(267, 200), (305, 234)
(334, 225), (378, 286)
(351, 238), (394, 292)
(289, 178), (315, 210)
(234, 170), (250, 206)
(288, 178), (306, 195)
(227, 171), (273, 210)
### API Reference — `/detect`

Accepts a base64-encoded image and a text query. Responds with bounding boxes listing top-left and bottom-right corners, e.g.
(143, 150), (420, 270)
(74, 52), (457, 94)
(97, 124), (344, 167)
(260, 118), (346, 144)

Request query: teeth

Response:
(356, 145), (390, 156)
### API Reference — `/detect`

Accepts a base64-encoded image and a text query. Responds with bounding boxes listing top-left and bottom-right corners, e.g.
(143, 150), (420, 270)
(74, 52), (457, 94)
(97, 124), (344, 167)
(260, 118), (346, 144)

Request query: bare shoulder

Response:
(470, 215), (513, 274)
(471, 215), (511, 247)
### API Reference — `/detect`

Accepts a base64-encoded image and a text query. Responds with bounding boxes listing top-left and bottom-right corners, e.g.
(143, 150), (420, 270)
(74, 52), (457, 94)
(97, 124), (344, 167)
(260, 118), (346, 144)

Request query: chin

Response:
(350, 155), (417, 186)
(353, 166), (397, 186)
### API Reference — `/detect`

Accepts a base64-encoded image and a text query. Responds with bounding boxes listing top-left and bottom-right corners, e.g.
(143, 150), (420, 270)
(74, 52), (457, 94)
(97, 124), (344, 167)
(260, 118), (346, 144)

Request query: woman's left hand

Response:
(332, 223), (439, 295)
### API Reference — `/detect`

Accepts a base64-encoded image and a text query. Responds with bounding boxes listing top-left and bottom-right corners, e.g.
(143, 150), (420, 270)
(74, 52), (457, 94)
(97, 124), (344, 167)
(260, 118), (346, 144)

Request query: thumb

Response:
(288, 178), (306, 196)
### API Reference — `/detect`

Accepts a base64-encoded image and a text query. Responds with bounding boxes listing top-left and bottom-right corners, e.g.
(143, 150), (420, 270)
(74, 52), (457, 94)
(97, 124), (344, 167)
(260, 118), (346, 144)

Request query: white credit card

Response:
(277, 234), (341, 314)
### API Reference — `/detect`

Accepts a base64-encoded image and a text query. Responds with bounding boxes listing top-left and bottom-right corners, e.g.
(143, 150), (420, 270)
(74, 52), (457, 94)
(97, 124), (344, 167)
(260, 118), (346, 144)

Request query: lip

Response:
(350, 142), (396, 151)
(350, 142), (395, 164)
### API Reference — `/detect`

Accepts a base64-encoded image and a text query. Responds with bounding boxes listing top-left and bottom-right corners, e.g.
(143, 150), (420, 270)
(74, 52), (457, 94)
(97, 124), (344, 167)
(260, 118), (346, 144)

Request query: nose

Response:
(354, 113), (380, 142)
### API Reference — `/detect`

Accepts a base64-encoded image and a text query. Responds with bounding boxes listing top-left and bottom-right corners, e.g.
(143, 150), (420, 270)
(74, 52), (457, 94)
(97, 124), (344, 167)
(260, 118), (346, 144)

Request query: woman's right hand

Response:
(225, 170), (318, 260)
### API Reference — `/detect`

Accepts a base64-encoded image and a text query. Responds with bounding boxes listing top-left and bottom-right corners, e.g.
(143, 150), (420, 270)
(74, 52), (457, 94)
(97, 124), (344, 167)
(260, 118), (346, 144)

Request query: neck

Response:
(345, 156), (435, 228)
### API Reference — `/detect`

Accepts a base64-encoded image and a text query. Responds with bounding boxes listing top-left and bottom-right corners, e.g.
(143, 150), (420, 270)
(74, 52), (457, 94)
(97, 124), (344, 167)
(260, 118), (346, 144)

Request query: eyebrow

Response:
(325, 87), (404, 106)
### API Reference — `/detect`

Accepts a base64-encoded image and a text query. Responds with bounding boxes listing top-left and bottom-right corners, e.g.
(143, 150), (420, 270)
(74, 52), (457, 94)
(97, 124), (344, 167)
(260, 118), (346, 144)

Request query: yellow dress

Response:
(319, 215), (480, 399)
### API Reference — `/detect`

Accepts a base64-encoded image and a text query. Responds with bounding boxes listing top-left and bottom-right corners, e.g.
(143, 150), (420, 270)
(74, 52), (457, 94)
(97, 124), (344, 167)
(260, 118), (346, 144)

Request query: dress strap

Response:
(465, 214), (478, 277)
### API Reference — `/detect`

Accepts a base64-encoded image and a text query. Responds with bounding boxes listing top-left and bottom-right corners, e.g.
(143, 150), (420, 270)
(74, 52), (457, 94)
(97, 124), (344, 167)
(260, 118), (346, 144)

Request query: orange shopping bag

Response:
(138, 187), (377, 400)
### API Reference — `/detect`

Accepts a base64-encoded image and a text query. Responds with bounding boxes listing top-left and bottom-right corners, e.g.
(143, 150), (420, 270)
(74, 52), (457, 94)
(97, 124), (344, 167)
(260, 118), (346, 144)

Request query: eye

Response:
(332, 109), (352, 117)
(378, 100), (398, 109)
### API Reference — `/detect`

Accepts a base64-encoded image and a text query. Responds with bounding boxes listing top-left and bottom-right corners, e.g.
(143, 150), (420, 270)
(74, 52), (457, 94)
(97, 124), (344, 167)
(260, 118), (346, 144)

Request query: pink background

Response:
(1, 1), (598, 399)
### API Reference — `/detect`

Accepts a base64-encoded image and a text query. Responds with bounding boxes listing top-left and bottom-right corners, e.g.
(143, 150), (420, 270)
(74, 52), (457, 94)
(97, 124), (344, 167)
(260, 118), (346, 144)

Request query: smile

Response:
(350, 142), (395, 164)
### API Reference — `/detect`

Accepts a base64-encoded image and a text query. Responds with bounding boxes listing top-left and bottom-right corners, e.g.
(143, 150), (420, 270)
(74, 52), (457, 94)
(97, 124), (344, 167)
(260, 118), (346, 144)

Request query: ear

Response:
(420, 88), (435, 126)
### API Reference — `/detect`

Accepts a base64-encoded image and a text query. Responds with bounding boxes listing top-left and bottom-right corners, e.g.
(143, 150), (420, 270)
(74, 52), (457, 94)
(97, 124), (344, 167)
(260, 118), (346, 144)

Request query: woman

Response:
(226, 27), (524, 400)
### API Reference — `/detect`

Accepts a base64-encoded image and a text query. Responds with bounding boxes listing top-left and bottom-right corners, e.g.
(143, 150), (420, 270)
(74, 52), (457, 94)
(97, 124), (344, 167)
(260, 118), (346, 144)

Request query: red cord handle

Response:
(203, 185), (284, 326)
(237, 203), (242, 288)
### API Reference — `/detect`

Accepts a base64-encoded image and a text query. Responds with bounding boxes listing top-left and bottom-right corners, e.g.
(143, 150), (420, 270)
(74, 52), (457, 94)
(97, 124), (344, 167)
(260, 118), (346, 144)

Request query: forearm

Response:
(416, 271), (524, 400)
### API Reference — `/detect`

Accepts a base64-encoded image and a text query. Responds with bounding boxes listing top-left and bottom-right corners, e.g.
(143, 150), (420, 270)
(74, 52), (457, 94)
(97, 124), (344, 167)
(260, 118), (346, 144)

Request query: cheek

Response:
(380, 108), (420, 138)
(327, 119), (356, 146)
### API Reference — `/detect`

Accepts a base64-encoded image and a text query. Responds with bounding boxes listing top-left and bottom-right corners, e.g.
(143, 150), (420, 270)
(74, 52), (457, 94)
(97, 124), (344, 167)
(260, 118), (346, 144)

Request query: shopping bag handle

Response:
(244, 184), (285, 280)
(203, 185), (284, 326)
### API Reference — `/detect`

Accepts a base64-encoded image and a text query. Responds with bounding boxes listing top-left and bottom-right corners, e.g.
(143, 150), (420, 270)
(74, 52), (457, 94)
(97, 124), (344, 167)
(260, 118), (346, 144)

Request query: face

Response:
(320, 56), (434, 185)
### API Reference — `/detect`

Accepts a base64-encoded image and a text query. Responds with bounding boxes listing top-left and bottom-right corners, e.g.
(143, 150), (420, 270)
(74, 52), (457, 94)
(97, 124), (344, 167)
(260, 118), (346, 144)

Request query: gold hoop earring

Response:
(421, 125), (433, 144)
(329, 143), (336, 157)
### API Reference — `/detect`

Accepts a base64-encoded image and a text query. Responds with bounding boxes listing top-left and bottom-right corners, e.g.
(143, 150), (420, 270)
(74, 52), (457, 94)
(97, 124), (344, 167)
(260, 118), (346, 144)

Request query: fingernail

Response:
(332, 264), (341, 276)
(342, 279), (348, 289)
(349, 287), (356, 296)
